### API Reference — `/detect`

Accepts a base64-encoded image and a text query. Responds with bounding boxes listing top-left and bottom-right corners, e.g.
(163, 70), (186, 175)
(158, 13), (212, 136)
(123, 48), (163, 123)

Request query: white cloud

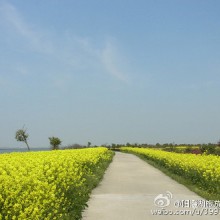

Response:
(0, 2), (130, 85)
(1, 3), (34, 37)
(0, 2), (53, 54)
(101, 40), (129, 83)
(187, 80), (218, 91)
(15, 64), (29, 76)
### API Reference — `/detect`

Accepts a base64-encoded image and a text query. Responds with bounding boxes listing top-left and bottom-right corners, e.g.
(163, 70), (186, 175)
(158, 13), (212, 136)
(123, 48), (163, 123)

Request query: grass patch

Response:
(123, 151), (219, 201)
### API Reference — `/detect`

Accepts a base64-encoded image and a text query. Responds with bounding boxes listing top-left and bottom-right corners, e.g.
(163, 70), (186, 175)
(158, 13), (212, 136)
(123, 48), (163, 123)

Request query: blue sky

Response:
(0, 0), (220, 148)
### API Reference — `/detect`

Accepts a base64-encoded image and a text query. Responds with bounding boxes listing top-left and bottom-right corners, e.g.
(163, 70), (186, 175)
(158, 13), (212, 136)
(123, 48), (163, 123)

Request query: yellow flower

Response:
(0, 147), (113, 219)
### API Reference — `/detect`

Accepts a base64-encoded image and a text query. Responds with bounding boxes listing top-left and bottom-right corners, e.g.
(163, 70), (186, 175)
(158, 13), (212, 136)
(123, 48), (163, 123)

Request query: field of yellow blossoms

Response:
(0, 147), (113, 220)
(121, 147), (220, 198)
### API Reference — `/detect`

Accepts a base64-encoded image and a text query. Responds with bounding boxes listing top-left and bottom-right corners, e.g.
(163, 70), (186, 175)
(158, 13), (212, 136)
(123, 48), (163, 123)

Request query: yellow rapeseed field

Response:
(0, 147), (113, 220)
(121, 147), (220, 196)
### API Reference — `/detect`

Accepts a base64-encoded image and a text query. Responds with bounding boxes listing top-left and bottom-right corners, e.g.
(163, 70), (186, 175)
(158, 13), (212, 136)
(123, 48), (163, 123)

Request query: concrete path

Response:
(82, 152), (219, 220)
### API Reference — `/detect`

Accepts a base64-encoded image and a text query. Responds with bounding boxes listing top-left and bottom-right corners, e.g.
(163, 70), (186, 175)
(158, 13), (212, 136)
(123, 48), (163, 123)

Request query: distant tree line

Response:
(108, 142), (220, 156)
(62, 142), (99, 150)
(14, 126), (220, 155)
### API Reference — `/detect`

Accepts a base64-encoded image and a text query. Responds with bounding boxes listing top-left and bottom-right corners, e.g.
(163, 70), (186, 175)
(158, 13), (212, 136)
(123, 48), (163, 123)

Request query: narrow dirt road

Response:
(82, 152), (219, 220)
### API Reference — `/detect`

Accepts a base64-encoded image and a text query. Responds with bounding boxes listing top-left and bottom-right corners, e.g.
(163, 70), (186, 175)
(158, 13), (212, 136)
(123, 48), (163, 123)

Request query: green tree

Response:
(15, 128), (30, 151)
(199, 143), (216, 155)
(49, 137), (61, 150)
(155, 143), (161, 148)
(87, 142), (91, 148)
